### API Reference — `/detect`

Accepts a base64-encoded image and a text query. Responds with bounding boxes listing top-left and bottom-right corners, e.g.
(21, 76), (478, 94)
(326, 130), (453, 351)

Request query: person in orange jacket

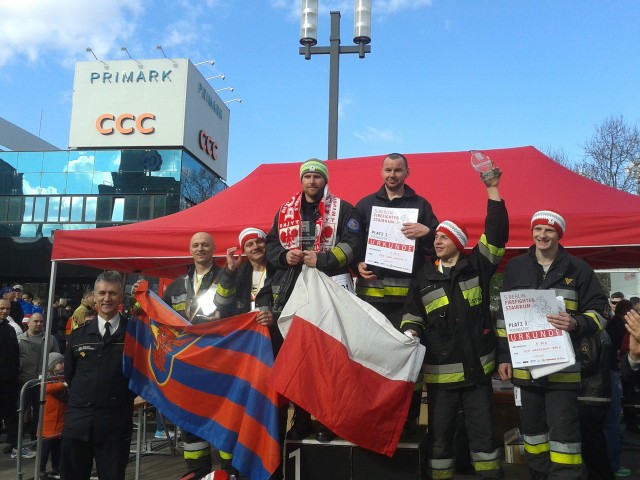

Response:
(40, 352), (67, 480)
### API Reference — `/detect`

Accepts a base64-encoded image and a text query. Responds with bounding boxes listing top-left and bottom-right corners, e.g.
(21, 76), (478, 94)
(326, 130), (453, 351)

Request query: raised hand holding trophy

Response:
(470, 150), (501, 182)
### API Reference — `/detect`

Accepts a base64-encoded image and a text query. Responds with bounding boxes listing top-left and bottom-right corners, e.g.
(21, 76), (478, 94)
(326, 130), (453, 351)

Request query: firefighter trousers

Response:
(520, 386), (582, 480)
(426, 382), (503, 479)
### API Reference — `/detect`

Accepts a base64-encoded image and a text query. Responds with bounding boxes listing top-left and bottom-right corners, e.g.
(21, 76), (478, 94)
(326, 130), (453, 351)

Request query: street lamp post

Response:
(299, 0), (371, 160)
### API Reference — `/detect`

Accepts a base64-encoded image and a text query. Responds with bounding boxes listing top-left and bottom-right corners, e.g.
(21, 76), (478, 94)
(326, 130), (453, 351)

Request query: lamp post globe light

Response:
(299, 0), (372, 160)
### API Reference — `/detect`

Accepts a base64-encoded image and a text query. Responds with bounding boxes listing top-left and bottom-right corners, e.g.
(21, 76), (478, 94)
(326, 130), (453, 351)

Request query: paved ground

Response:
(2, 424), (639, 479)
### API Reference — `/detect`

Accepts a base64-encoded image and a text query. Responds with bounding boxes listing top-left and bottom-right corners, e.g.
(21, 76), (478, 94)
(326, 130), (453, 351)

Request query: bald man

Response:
(160, 232), (222, 477)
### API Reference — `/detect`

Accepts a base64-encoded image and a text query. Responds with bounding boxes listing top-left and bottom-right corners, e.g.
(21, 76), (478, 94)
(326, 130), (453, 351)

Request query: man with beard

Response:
(214, 227), (280, 478)
(265, 158), (361, 442)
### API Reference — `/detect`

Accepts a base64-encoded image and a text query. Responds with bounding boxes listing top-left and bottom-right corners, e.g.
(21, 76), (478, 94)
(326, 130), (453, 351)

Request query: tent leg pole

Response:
(31, 261), (59, 480)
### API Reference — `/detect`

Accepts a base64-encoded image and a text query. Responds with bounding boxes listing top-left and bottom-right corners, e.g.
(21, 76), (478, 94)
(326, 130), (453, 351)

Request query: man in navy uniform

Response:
(62, 271), (135, 480)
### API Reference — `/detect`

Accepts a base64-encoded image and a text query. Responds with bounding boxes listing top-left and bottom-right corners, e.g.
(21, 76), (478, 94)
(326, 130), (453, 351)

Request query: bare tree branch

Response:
(578, 115), (640, 193)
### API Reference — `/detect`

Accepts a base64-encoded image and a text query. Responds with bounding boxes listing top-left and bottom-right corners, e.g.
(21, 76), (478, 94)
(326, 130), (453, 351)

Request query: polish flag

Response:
(269, 266), (425, 457)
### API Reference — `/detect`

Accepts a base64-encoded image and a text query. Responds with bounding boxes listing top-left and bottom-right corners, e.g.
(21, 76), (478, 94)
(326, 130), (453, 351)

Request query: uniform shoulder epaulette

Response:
(76, 319), (93, 328)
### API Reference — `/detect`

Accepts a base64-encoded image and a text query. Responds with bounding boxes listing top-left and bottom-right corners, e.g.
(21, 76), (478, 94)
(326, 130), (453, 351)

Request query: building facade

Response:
(1, 58), (231, 283)
(0, 148), (225, 239)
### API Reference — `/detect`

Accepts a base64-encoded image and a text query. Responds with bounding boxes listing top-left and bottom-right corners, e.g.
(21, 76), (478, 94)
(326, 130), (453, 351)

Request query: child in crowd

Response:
(39, 352), (68, 480)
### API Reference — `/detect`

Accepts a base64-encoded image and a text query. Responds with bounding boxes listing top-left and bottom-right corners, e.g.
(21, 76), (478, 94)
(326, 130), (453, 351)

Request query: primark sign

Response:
(69, 58), (230, 180)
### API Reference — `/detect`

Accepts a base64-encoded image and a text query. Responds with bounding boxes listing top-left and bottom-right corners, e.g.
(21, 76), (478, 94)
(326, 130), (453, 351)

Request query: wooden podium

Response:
(283, 430), (425, 480)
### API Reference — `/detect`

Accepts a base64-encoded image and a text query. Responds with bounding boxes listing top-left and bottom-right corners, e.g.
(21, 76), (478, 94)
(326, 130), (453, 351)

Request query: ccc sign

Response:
(199, 130), (218, 161)
(96, 113), (156, 135)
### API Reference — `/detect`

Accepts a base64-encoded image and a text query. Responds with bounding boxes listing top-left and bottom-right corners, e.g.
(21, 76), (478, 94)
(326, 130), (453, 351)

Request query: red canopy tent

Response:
(51, 146), (640, 277)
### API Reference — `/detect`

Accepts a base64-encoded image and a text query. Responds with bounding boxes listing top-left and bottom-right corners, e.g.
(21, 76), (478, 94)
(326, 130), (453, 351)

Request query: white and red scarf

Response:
(277, 187), (340, 252)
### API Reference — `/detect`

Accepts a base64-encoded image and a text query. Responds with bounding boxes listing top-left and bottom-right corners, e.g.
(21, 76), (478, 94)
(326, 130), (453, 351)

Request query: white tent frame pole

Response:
(29, 261), (58, 480)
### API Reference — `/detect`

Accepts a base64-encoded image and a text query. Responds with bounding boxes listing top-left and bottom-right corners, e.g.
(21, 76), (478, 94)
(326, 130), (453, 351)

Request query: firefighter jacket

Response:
(214, 262), (284, 356)
(214, 262), (274, 317)
(355, 184), (439, 304)
(162, 264), (222, 324)
(402, 199), (508, 389)
(496, 245), (608, 389)
(265, 195), (361, 313)
(578, 330), (611, 407)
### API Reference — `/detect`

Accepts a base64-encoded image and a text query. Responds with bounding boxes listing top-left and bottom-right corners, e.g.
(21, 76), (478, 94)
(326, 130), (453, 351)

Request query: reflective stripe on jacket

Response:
(497, 245), (608, 389)
(402, 199), (508, 388)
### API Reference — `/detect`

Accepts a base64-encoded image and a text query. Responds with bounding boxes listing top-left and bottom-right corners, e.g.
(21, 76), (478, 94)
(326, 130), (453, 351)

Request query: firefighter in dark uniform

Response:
(355, 153), (439, 435)
(265, 158), (361, 443)
(61, 271), (135, 480)
(214, 227), (284, 479)
(156, 231), (222, 478)
(401, 168), (508, 479)
(497, 211), (608, 480)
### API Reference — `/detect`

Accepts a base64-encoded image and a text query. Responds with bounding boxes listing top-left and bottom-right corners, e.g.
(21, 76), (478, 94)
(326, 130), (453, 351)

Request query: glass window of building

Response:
(33, 197), (46, 222)
(0, 152), (18, 169)
(17, 151), (44, 173)
(139, 196), (152, 221)
(59, 197), (71, 222)
(159, 149), (180, 172)
(153, 195), (166, 218)
(0, 196), (8, 220)
(111, 197), (125, 222)
(8, 197), (22, 222)
(66, 173), (94, 195)
(20, 224), (37, 236)
(85, 196), (97, 222)
(124, 196), (139, 222)
(70, 196), (84, 222)
(94, 150), (120, 173)
(41, 173), (68, 196)
(68, 151), (96, 173)
(47, 197), (61, 221)
(43, 151), (71, 173)
(22, 172), (43, 194)
(23, 197), (34, 221)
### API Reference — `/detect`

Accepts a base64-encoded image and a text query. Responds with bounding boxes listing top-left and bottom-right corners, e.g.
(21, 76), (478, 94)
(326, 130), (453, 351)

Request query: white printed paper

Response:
(500, 289), (572, 368)
(364, 206), (418, 274)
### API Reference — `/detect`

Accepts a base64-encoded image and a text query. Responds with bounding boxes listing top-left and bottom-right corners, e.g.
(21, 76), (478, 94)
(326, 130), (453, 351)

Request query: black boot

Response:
(286, 407), (312, 440)
(220, 457), (240, 477)
(315, 423), (334, 443)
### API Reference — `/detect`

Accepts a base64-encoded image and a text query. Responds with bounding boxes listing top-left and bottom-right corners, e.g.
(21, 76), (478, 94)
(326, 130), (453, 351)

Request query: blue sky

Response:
(1, 0), (638, 185)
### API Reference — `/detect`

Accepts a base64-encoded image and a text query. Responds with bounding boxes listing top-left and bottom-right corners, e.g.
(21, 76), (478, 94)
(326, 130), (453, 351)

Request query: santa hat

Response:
(531, 210), (565, 238)
(436, 220), (468, 251)
(237, 227), (266, 254)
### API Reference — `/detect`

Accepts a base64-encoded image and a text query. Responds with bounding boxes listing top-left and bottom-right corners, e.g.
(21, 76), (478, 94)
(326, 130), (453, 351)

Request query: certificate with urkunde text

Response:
(364, 206), (418, 274)
(500, 289), (572, 368)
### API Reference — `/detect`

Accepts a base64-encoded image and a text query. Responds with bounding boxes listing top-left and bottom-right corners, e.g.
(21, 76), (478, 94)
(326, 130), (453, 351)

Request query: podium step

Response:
(284, 430), (424, 480)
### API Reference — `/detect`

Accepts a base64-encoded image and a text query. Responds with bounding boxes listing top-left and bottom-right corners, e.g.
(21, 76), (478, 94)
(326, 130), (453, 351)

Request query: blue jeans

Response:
(603, 371), (623, 471)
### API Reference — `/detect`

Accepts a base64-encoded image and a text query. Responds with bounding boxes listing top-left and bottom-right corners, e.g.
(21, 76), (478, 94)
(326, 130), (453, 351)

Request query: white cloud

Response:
(65, 155), (95, 173)
(338, 95), (353, 118)
(0, 0), (144, 66)
(161, 21), (198, 49)
(353, 126), (401, 143)
(22, 178), (59, 195)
